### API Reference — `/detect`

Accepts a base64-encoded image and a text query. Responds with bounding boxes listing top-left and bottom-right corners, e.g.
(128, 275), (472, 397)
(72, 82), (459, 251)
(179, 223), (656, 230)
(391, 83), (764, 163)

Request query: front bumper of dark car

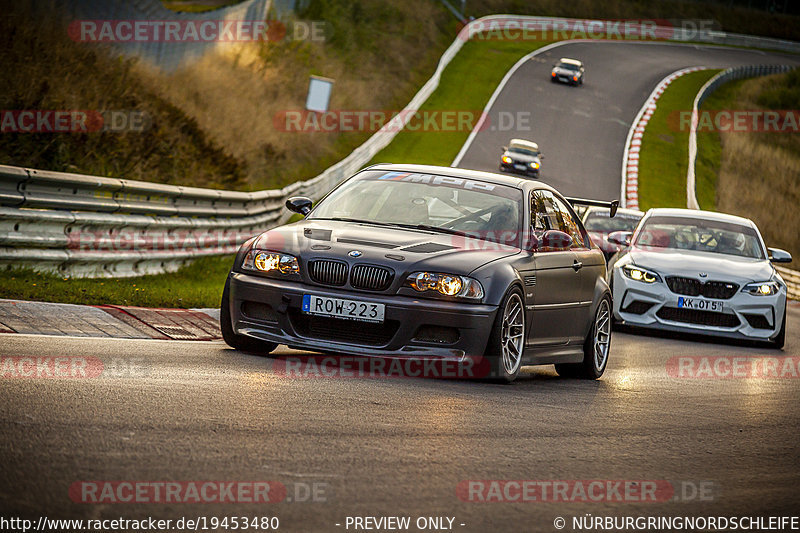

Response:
(552, 73), (579, 85)
(228, 272), (499, 360)
(499, 162), (539, 176)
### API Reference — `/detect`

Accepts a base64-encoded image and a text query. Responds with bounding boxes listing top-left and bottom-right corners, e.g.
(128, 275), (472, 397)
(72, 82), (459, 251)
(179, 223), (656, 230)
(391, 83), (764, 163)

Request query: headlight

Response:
(621, 264), (660, 283)
(742, 281), (780, 296)
(242, 250), (300, 276)
(501, 156), (513, 164)
(406, 272), (484, 299)
(529, 161), (539, 169)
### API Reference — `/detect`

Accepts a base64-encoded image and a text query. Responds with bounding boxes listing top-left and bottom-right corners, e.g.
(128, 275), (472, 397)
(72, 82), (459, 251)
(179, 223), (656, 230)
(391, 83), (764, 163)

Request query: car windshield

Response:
(634, 215), (765, 259)
(557, 62), (579, 71)
(584, 212), (641, 232)
(309, 170), (522, 245)
(508, 145), (537, 156)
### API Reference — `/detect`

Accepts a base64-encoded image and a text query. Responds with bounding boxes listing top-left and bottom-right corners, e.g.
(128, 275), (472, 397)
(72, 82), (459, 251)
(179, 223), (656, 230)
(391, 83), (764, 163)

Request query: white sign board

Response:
(306, 76), (334, 113)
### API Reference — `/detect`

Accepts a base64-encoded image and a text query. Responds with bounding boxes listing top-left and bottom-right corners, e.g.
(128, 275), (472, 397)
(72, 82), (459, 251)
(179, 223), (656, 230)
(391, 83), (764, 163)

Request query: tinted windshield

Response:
(557, 62), (579, 71)
(584, 212), (641, 232)
(509, 146), (537, 156)
(634, 215), (764, 259)
(310, 170), (522, 245)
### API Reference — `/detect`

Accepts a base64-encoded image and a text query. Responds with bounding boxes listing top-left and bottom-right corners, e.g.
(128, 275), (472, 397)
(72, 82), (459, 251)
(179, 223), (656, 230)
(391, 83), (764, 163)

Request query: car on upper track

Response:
(220, 163), (617, 382)
(551, 58), (584, 86)
(499, 139), (543, 177)
(582, 206), (644, 262)
(609, 208), (791, 348)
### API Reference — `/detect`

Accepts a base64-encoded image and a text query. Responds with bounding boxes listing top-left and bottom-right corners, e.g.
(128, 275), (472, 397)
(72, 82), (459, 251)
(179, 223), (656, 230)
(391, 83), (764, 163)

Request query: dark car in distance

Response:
(499, 138), (543, 177)
(551, 58), (584, 86)
(220, 164), (617, 382)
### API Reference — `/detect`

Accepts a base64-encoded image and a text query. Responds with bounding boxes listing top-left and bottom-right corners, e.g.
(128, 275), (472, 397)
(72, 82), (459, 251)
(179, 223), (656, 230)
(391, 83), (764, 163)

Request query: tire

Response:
(220, 277), (278, 355)
(485, 288), (526, 383)
(771, 304), (786, 349)
(555, 295), (611, 379)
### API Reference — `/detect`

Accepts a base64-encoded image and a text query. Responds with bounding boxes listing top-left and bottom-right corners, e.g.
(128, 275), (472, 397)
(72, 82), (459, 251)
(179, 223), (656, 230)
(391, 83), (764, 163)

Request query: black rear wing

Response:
(565, 197), (619, 218)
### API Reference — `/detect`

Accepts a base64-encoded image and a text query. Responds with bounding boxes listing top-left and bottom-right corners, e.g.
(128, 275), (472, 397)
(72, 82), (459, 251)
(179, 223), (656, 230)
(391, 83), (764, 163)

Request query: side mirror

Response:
(501, 146), (508, 152)
(768, 247), (792, 263)
(286, 196), (313, 216)
(608, 231), (632, 247)
(539, 154), (544, 160)
(530, 230), (572, 252)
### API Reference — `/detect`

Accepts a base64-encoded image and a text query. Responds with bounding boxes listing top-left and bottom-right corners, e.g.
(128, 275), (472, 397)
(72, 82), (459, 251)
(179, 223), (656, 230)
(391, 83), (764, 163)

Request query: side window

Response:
(531, 190), (555, 232)
(552, 196), (589, 249)
(530, 190), (588, 250)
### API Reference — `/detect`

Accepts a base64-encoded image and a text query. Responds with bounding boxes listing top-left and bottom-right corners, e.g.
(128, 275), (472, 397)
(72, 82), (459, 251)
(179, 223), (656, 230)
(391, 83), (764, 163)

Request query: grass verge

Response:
(0, 256), (234, 309)
(369, 39), (550, 166)
(636, 69), (722, 210)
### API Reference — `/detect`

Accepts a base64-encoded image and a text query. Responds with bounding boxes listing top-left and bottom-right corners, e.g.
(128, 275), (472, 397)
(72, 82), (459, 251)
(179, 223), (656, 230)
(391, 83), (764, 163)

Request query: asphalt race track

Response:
(3, 41), (800, 532)
(456, 41), (800, 200)
(2, 310), (800, 530)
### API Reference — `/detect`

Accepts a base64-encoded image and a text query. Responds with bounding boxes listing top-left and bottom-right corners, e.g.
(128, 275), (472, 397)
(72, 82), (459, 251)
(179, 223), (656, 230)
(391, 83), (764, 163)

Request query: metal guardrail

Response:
(0, 164), (292, 277)
(4, 15), (800, 277)
(776, 266), (800, 301)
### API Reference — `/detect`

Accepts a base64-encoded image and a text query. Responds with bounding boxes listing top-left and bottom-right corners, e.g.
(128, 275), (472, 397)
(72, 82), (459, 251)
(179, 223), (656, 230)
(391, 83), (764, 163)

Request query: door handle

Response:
(572, 260), (583, 271)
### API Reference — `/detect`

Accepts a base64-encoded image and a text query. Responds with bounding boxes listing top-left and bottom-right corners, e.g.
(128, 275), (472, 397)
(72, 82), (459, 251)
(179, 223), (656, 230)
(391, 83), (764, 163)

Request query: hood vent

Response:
(304, 228), (332, 241)
(337, 238), (398, 249)
(400, 242), (456, 253)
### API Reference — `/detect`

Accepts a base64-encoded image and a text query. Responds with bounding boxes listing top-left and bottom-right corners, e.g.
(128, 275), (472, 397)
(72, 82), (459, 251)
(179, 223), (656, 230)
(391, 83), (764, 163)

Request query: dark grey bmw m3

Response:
(221, 164), (615, 382)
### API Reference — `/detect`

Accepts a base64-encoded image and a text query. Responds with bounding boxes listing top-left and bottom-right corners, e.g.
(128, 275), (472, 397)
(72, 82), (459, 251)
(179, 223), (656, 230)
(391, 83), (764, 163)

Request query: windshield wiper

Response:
(312, 217), (401, 227)
(383, 223), (473, 238)
(312, 218), (472, 237)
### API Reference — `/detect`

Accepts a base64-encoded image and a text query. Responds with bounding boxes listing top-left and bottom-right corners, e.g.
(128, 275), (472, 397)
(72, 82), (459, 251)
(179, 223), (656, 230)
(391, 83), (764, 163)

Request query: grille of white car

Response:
(665, 276), (739, 299)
